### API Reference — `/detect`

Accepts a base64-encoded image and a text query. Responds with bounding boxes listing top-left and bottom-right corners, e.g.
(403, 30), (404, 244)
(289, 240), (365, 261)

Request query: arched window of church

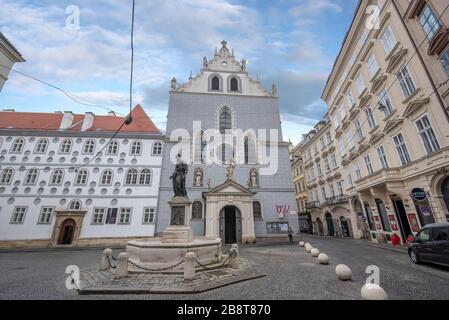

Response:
(192, 201), (203, 219)
(211, 76), (220, 91)
(244, 136), (249, 164)
(253, 201), (262, 220)
(230, 77), (239, 92)
(219, 107), (232, 134)
(68, 200), (82, 211)
(139, 169), (152, 185)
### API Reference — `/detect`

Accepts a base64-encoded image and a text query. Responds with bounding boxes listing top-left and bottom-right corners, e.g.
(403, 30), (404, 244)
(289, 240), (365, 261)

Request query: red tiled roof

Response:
(0, 105), (160, 133)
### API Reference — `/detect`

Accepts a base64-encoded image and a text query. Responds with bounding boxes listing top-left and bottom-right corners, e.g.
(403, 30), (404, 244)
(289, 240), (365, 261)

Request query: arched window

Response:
(125, 169), (139, 185)
(50, 169), (64, 185)
(107, 140), (119, 155)
(130, 141), (142, 155)
(60, 139), (73, 154)
(0, 168), (14, 184)
(211, 76), (220, 91)
(152, 142), (163, 156)
(442, 177), (449, 214)
(139, 169), (152, 185)
(230, 77), (239, 92)
(35, 139), (49, 154)
(68, 200), (82, 211)
(253, 201), (262, 219)
(192, 201), (203, 219)
(11, 138), (25, 153)
(219, 107), (232, 134)
(100, 170), (113, 185)
(24, 169), (39, 185)
(363, 202), (375, 230)
(83, 139), (96, 154)
(375, 199), (391, 232)
(75, 169), (89, 185)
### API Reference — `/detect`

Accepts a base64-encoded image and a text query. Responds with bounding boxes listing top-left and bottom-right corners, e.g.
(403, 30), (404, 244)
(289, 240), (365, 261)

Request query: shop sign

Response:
(411, 188), (427, 202)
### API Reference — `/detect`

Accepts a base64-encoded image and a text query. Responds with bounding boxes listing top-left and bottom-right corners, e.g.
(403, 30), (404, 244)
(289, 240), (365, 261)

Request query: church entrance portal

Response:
(219, 206), (242, 244)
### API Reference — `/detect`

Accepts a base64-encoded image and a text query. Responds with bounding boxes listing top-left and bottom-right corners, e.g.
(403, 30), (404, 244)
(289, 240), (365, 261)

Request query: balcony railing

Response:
(305, 201), (321, 209)
(324, 195), (349, 206)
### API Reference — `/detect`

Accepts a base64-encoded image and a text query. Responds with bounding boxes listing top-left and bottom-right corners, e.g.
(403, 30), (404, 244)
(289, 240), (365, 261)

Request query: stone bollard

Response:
(114, 253), (129, 279)
(361, 283), (388, 300)
(184, 252), (196, 281)
(311, 248), (320, 257)
(299, 241), (305, 247)
(100, 248), (113, 271)
(318, 253), (330, 265)
(229, 244), (240, 269)
(306, 245), (313, 253)
(335, 264), (352, 281)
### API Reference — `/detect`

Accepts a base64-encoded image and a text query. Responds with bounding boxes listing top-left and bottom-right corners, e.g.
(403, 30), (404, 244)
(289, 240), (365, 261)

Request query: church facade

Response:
(156, 41), (298, 244)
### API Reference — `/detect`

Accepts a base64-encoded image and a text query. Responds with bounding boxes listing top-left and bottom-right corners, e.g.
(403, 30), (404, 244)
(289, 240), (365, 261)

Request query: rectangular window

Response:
(339, 104), (346, 120)
(105, 208), (118, 224)
(347, 173), (353, 188)
(333, 114), (340, 129)
(380, 25), (396, 55)
(364, 155), (374, 175)
(324, 158), (330, 171)
(393, 133), (412, 165)
(365, 107), (377, 130)
(337, 181), (344, 196)
(338, 139), (346, 157)
(441, 46), (449, 77)
(119, 208), (132, 224)
(347, 91), (355, 108)
(367, 53), (379, 77)
(330, 154), (337, 168)
(355, 119), (364, 140)
(143, 208), (155, 224)
(419, 4), (441, 40)
(356, 74), (366, 94)
(416, 115), (440, 154)
(326, 132), (332, 145)
(378, 89), (394, 117)
(317, 163), (322, 176)
(92, 208), (106, 225)
(11, 207), (27, 224)
(346, 130), (353, 151)
(354, 162), (362, 181)
(38, 207), (54, 224)
(377, 145), (389, 169)
(397, 65), (416, 98)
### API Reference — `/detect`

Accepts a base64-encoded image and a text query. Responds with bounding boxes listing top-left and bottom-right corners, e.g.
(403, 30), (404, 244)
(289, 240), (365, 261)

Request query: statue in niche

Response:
(249, 169), (258, 188)
(194, 168), (203, 187)
(170, 153), (188, 198)
(226, 158), (236, 181)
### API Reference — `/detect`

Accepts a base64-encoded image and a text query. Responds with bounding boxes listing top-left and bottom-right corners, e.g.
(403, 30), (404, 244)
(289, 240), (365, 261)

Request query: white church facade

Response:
(0, 106), (164, 248)
(156, 41), (299, 244)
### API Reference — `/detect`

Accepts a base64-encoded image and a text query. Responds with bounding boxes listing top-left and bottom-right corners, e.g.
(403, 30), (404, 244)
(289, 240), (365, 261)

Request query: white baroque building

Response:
(0, 105), (164, 248)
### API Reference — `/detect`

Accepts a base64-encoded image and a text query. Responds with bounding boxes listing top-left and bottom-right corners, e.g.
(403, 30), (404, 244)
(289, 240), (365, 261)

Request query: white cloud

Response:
(289, 0), (342, 17)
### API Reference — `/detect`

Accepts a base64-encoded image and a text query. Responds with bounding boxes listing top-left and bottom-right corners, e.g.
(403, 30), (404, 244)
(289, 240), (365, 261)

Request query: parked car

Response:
(408, 223), (449, 267)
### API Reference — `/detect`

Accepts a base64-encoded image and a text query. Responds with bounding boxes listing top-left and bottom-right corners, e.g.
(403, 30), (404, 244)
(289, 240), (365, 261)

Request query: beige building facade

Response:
(321, 0), (449, 245)
(291, 143), (311, 233)
(0, 32), (25, 92)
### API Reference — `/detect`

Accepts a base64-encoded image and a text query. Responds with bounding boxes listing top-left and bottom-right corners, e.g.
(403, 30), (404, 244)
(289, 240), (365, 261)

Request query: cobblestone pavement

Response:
(0, 236), (448, 300)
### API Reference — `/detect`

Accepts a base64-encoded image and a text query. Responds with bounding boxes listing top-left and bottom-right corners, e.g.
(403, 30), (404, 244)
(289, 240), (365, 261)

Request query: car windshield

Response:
(417, 229), (431, 242)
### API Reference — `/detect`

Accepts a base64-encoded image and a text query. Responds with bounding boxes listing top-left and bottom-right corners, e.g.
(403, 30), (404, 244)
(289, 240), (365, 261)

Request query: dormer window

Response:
(211, 76), (220, 91)
(230, 77), (239, 92)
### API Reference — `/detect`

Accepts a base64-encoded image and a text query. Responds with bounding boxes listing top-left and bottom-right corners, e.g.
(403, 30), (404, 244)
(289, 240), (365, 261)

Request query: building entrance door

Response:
(393, 199), (412, 240)
(325, 213), (334, 236)
(58, 219), (76, 245)
(219, 206), (242, 244)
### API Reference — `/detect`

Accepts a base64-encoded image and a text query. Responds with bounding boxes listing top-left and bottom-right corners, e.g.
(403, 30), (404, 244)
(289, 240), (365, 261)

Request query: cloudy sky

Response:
(0, 0), (358, 144)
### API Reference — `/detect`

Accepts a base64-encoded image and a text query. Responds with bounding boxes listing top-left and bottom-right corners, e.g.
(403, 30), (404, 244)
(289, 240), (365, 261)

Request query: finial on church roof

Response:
(189, 70), (193, 80)
(221, 40), (228, 49)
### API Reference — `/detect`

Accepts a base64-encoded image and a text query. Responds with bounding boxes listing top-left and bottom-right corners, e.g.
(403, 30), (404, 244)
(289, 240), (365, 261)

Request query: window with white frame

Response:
(337, 180), (344, 196)
(346, 130), (353, 150)
(364, 155), (374, 175)
(11, 207), (27, 224)
(338, 139), (346, 157)
(367, 53), (379, 77)
(339, 104), (346, 120)
(397, 65), (416, 98)
(139, 169), (152, 185)
(324, 157), (330, 171)
(378, 89), (394, 117)
(317, 163), (322, 176)
(354, 162), (362, 180)
(347, 90), (355, 108)
(60, 139), (72, 154)
(355, 118), (364, 140)
(106, 140), (119, 155)
(321, 186), (327, 200)
(347, 173), (354, 188)
(152, 142), (163, 156)
(419, 4), (441, 40)
(441, 45), (449, 76)
(119, 208), (132, 224)
(68, 200), (82, 211)
(377, 145), (389, 169)
(83, 139), (96, 154)
(10, 138), (25, 153)
(380, 25), (396, 55)
(24, 169), (39, 185)
(329, 183), (335, 198)
(416, 115), (440, 154)
(355, 74), (366, 94)
(100, 170), (113, 185)
(75, 169), (88, 185)
(130, 141), (142, 155)
(365, 107), (377, 130)
(330, 154), (337, 168)
(143, 208), (155, 224)
(125, 169), (138, 185)
(326, 132), (332, 144)
(393, 133), (412, 165)
(50, 169), (64, 185)
(38, 207), (54, 224)
(35, 138), (49, 154)
(0, 168), (14, 184)
(332, 114), (340, 129)
(92, 208), (105, 224)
